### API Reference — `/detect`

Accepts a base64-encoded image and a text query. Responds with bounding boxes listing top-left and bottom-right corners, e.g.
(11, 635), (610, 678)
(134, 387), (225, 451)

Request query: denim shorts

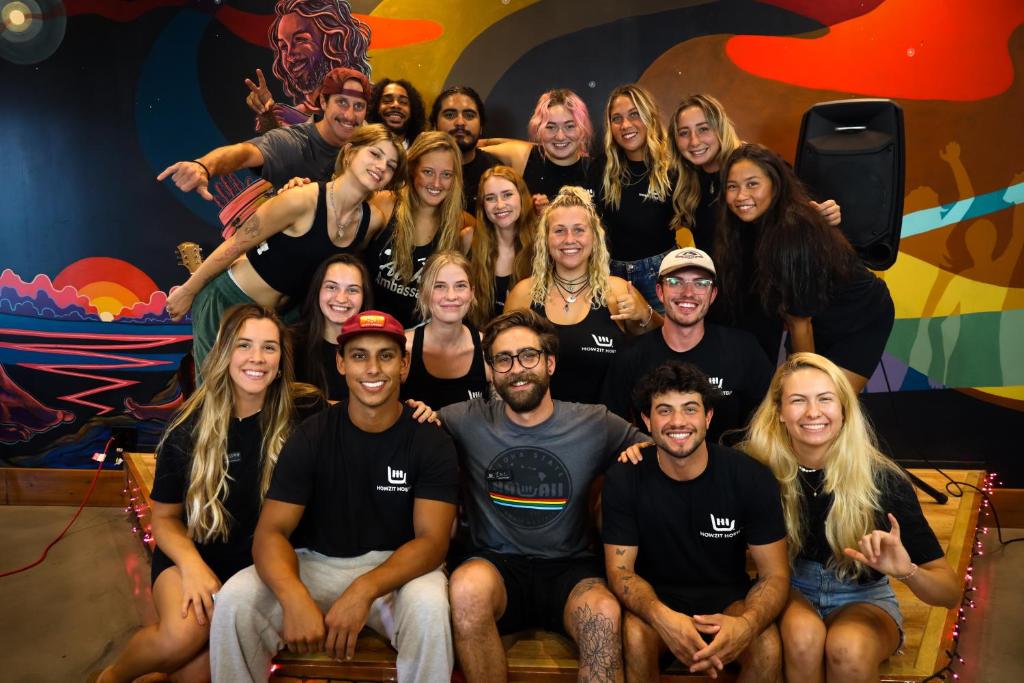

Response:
(791, 558), (904, 648)
(610, 249), (672, 314)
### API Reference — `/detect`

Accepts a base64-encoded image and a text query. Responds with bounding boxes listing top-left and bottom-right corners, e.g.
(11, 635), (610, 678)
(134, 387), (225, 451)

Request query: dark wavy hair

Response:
(429, 85), (487, 129)
(713, 143), (857, 320)
(291, 254), (372, 397)
(270, 0), (371, 112)
(367, 78), (427, 140)
(482, 309), (559, 362)
(632, 361), (721, 417)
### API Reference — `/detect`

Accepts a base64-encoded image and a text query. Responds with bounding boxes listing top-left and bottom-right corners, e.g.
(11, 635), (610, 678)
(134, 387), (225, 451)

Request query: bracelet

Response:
(893, 563), (918, 582)
(639, 304), (654, 328)
(191, 159), (211, 180)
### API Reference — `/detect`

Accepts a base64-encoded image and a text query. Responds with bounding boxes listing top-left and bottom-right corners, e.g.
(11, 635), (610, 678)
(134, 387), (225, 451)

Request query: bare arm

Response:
(608, 278), (662, 335)
(785, 315), (815, 354)
(479, 140), (532, 176)
(692, 539), (790, 666)
(939, 141), (973, 199)
(165, 184), (314, 319)
(503, 277), (534, 313)
(323, 498), (456, 659)
(156, 142), (265, 200)
(150, 501), (221, 625)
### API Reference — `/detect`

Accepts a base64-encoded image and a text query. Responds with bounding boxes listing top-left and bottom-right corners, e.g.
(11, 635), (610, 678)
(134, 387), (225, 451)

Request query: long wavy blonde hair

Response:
(668, 94), (741, 228)
(389, 131), (464, 282)
(162, 305), (307, 544)
(469, 165), (537, 326)
(739, 352), (906, 580)
(601, 84), (674, 212)
(528, 186), (612, 308)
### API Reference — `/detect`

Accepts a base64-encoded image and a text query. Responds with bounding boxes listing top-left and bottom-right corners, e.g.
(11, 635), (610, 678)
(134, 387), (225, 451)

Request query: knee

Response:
(824, 630), (876, 679)
(155, 618), (209, 668)
(399, 570), (450, 623)
(576, 588), (622, 626)
(781, 615), (825, 664)
(448, 563), (500, 629)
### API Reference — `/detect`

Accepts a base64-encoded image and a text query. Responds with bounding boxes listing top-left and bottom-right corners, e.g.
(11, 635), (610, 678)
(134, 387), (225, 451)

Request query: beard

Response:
(451, 129), (477, 154)
(653, 428), (706, 461)
(496, 371), (549, 413)
(290, 52), (331, 97)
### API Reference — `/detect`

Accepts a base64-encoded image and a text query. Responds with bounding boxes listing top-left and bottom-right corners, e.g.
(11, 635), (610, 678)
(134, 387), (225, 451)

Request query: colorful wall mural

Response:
(2, 0), (1022, 481)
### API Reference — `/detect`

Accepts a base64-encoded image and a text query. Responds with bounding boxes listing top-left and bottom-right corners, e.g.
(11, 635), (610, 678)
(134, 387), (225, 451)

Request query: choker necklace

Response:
(798, 467), (825, 497)
(551, 271), (590, 313)
(328, 181), (360, 241)
(797, 464), (821, 473)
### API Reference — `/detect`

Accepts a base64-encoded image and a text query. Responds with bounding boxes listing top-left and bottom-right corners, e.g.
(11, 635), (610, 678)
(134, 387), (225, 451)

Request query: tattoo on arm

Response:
(241, 214), (261, 239)
(571, 604), (621, 683)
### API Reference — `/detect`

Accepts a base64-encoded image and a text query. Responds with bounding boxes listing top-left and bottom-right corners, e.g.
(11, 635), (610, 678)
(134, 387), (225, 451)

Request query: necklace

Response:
(328, 181), (360, 241)
(622, 161), (649, 188)
(552, 281), (589, 313)
(551, 271), (590, 313)
(798, 468), (825, 498)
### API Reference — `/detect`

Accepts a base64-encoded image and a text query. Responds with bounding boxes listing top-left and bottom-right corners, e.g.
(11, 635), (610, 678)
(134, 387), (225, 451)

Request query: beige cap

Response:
(658, 247), (716, 278)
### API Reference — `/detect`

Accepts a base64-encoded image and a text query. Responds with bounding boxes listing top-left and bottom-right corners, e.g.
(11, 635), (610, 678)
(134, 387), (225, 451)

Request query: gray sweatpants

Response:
(209, 549), (453, 683)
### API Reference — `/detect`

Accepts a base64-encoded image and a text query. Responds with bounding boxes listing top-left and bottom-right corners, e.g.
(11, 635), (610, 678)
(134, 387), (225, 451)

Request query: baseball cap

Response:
(336, 310), (406, 349)
(317, 67), (372, 103)
(658, 247), (716, 278)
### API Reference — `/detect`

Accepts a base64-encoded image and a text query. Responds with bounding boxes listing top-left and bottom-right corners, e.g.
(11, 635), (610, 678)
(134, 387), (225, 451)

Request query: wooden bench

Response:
(123, 455), (983, 682)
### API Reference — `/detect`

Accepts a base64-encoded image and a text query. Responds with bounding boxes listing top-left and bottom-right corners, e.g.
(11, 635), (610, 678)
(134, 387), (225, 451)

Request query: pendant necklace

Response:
(328, 181), (359, 241)
(552, 271), (589, 313)
(798, 466), (825, 498)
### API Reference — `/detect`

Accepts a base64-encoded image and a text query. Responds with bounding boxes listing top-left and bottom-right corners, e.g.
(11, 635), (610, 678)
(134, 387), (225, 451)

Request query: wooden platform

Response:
(121, 455), (983, 682)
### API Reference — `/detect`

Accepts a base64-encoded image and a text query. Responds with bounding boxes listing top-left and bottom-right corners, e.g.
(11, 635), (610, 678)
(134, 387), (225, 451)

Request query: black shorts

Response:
(465, 550), (605, 635)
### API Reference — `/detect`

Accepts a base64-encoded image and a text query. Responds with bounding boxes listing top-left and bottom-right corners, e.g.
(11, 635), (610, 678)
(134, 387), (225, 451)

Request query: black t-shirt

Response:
(267, 403), (459, 557)
(690, 168), (720, 256)
(365, 222), (440, 328)
(788, 262), (891, 348)
(150, 413), (265, 583)
(601, 324), (773, 444)
(463, 149), (500, 215)
(294, 340), (348, 403)
(603, 443), (785, 601)
(798, 467), (945, 583)
(522, 146), (593, 199)
(590, 154), (677, 261)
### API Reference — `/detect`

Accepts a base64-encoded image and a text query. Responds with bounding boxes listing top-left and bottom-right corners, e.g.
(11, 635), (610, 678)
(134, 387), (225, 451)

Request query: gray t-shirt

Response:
(248, 121), (339, 188)
(440, 398), (646, 559)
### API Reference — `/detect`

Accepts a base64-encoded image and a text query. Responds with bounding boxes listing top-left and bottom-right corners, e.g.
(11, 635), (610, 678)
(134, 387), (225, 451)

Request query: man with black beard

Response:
(600, 247), (772, 445)
(602, 362), (789, 682)
(367, 78), (427, 148)
(430, 85), (499, 214)
(439, 309), (646, 683)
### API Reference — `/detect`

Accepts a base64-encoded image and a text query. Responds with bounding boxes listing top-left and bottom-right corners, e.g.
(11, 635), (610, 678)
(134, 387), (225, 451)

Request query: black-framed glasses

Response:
(661, 276), (714, 292)
(488, 348), (544, 373)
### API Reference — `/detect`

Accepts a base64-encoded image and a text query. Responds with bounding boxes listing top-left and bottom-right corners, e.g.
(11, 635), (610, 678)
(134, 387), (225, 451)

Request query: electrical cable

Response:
(0, 437), (115, 579)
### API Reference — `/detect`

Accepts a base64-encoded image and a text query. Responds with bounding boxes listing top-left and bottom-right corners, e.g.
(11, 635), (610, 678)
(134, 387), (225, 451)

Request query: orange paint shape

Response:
(53, 257), (159, 302)
(360, 15), (443, 50)
(726, 0), (1024, 101)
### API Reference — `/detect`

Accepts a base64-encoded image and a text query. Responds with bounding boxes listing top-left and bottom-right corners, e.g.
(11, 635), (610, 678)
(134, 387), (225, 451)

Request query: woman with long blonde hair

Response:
(99, 304), (321, 683)
(462, 165), (537, 326)
(595, 83), (677, 312)
(505, 186), (660, 404)
(741, 352), (959, 682)
(367, 130), (465, 326)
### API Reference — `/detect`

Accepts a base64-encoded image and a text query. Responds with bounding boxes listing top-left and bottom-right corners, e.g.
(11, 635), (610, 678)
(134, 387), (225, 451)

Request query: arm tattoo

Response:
(614, 548), (626, 555)
(571, 604), (622, 683)
(241, 214), (261, 239)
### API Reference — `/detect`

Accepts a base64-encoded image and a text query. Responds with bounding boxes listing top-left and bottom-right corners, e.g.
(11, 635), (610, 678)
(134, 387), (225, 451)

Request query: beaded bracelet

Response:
(638, 305), (654, 328)
(894, 563), (919, 581)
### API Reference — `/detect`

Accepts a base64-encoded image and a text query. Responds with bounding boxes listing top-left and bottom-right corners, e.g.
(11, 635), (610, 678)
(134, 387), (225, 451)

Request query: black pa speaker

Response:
(795, 99), (905, 271)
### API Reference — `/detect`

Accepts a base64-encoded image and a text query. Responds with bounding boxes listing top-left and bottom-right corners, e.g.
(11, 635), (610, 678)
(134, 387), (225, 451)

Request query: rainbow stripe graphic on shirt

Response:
(489, 493), (567, 511)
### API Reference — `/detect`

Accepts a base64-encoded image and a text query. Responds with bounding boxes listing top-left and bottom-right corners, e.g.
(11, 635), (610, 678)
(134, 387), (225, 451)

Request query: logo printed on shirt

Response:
(256, 241), (270, 255)
(227, 451), (241, 464)
(592, 334), (615, 348)
(377, 464), (411, 492)
(487, 447), (571, 529)
(700, 512), (741, 539)
(387, 466), (407, 484)
(707, 376), (733, 397)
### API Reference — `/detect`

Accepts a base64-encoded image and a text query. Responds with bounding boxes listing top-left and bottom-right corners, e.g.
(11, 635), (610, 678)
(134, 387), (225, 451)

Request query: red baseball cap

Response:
(337, 310), (406, 349)
(316, 67), (372, 104)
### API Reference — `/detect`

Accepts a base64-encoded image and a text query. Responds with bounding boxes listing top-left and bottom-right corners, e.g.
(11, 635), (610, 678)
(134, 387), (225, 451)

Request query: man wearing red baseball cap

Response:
(158, 67), (371, 199)
(210, 311), (458, 683)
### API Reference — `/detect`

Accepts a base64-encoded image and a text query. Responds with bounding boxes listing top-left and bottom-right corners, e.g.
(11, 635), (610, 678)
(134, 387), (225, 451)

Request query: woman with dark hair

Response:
(669, 94), (840, 256)
(462, 165), (537, 326)
(481, 88), (594, 203)
(741, 353), (958, 682)
(365, 131), (466, 327)
(98, 304), (321, 683)
(401, 251), (489, 409)
(291, 253), (371, 401)
(592, 83), (677, 311)
(715, 144), (894, 392)
(166, 124), (406, 377)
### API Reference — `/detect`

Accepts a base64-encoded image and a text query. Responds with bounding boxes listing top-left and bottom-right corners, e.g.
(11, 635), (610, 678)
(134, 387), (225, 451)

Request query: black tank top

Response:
(401, 323), (488, 408)
(691, 168), (720, 256)
(493, 274), (511, 320)
(366, 218), (441, 328)
(531, 299), (624, 404)
(248, 182), (370, 299)
(522, 146), (592, 199)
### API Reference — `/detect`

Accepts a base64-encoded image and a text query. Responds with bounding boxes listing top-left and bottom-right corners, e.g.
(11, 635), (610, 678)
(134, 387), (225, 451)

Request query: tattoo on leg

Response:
(572, 604), (621, 683)
(568, 577), (604, 602)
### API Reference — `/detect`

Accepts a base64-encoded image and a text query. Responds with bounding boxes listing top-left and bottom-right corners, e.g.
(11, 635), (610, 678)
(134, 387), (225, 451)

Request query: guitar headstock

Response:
(175, 242), (204, 274)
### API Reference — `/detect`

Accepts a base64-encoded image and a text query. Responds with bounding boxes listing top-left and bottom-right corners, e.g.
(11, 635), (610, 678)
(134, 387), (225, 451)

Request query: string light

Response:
(123, 476), (154, 552)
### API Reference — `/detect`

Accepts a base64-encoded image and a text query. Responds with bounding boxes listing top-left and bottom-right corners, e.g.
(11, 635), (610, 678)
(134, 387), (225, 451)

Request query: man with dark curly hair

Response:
(367, 78), (427, 148)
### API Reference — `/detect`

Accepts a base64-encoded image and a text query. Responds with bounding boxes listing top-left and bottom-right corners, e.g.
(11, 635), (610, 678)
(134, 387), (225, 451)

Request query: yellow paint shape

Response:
(877, 251), (1024, 319)
(974, 386), (1024, 401)
(79, 281), (139, 314)
(368, 0), (539, 99)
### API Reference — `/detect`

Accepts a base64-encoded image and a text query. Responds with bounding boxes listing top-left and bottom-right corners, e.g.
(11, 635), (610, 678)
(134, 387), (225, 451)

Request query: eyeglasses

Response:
(488, 348), (544, 373)
(661, 276), (713, 292)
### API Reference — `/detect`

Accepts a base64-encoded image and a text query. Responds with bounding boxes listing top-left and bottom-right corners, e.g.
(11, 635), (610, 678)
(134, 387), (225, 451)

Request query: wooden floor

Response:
(123, 455), (983, 682)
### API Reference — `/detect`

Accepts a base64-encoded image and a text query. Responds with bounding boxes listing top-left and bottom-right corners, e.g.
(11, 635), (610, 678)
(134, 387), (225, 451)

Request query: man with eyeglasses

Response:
(439, 309), (647, 682)
(601, 247), (772, 445)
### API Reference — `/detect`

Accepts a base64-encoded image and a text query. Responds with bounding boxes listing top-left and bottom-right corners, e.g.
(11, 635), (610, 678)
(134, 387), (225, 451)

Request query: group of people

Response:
(96, 68), (961, 683)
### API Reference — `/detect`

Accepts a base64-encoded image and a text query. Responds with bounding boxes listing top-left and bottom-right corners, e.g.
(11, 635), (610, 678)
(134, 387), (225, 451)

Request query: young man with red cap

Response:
(158, 67), (371, 198)
(209, 311), (458, 683)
